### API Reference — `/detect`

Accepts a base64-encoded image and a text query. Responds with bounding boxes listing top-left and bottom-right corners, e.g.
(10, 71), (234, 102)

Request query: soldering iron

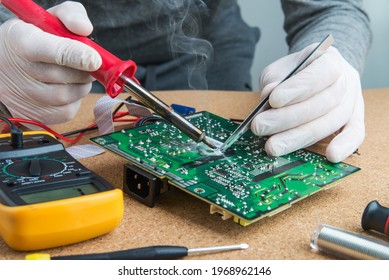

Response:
(1, 0), (216, 149)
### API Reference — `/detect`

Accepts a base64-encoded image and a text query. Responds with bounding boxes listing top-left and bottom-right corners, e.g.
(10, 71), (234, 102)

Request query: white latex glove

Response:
(0, 1), (102, 124)
(251, 44), (364, 163)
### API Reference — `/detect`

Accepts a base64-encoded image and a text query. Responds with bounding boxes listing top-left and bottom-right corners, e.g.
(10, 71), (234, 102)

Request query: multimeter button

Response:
(76, 170), (92, 176)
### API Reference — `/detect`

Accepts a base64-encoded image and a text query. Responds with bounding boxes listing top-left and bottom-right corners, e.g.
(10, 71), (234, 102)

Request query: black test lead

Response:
(26, 244), (249, 260)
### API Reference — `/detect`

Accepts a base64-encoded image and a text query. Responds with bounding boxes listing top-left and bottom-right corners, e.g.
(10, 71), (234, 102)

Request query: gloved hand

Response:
(0, 1), (102, 124)
(251, 44), (364, 163)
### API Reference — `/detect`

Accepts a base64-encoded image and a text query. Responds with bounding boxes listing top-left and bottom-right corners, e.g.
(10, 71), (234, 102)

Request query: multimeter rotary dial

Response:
(5, 158), (66, 177)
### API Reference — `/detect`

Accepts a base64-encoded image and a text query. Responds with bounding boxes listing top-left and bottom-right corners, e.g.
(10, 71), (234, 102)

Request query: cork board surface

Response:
(1, 89), (388, 260)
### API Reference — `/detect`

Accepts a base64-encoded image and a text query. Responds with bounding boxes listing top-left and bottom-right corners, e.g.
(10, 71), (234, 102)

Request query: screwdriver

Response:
(26, 243), (249, 260)
(362, 200), (389, 236)
(1, 0), (216, 149)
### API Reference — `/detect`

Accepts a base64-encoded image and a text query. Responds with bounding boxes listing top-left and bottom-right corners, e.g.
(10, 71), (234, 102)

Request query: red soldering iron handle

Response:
(1, 0), (137, 98)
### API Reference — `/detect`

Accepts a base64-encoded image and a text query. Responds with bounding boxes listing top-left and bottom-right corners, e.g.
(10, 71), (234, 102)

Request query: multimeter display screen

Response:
(19, 183), (100, 204)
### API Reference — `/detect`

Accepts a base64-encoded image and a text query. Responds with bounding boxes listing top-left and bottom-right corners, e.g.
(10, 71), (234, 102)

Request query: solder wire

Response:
(310, 224), (389, 260)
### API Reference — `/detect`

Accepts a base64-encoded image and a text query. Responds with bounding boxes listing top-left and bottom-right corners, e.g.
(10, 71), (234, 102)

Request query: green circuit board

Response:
(91, 111), (360, 226)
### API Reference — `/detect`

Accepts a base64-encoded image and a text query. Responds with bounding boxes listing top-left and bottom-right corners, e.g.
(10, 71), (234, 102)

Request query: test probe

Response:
(26, 243), (249, 260)
(1, 0), (216, 149)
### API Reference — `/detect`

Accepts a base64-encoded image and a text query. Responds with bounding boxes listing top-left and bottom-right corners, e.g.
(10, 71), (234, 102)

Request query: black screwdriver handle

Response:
(52, 246), (188, 260)
(361, 200), (389, 236)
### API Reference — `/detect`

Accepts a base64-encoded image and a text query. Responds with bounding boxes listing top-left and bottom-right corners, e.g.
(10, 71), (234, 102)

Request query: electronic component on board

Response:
(91, 111), (359, 226)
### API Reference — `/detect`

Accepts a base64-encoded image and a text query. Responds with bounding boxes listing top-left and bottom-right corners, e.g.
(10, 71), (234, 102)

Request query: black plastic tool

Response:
(361, 200), (389, 236)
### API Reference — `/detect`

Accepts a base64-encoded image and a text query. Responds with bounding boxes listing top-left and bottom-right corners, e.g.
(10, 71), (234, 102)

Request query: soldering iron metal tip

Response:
(202, 136), (217, 149)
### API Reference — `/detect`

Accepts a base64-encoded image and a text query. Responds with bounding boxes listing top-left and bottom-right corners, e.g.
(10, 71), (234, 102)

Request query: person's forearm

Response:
(281, 0), (372, 74)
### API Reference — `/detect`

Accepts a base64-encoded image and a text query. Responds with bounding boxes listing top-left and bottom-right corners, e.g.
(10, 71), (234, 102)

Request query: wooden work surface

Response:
(1, 88), (388, 260)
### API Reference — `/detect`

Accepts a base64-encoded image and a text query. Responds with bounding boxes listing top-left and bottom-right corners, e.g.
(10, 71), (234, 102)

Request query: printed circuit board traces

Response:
(91, 111), (360, 226)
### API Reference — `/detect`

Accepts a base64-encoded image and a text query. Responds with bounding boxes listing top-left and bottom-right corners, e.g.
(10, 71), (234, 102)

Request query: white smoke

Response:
(150, 0), (214, 89)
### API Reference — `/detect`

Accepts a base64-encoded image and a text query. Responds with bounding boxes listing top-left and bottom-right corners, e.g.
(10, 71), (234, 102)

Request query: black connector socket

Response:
(123, 163), (167, 207)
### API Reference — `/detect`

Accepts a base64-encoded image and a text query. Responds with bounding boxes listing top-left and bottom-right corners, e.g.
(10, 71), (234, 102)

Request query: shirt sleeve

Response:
(281, 0), (372, 74)
(0, 6), (14, 24)
(202, 0), (260, 90)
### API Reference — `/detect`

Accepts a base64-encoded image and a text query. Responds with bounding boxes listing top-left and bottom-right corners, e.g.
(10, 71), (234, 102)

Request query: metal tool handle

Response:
(1, 0), (137, 98)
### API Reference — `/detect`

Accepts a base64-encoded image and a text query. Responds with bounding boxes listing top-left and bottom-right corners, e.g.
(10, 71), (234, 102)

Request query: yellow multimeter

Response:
(0, 131), (123, 251)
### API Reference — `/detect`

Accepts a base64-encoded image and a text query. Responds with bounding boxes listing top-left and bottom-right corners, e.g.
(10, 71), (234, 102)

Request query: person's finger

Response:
(269, 48), (342, 108)
(7, 19), (101, 71)
(326, 92), (365, 163)
(23, 62), (95, 84)
(15, 82), (93, 107)
(264, 98), (354, 157)
(48, 1), (94, 36)
(251, 80), (345, 136)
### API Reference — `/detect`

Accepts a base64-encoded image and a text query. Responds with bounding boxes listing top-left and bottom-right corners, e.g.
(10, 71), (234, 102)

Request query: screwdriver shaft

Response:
(188, 243), (249, 255)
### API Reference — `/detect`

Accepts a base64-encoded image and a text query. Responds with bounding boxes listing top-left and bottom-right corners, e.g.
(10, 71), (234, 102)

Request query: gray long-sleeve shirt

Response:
(0, 0), (371, 91)
(281, 0), (371, 74)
